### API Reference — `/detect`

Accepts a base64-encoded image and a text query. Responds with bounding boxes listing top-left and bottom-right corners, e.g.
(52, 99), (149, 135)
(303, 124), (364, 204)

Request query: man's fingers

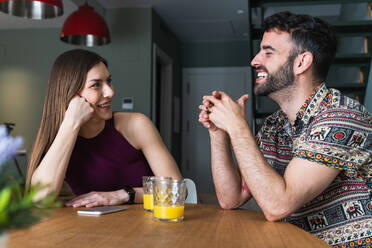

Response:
(215, 91), (234, 103)
(199, 109), (209, 119)
(199, 104), (209, 111)
(203, 95), (219, 106)
(217, 91), (228, 98)
(198, 111), (213, 129)
(212, 91), (222, 99)
(237, 94), (249, 106)
(202, 99), (215, 108)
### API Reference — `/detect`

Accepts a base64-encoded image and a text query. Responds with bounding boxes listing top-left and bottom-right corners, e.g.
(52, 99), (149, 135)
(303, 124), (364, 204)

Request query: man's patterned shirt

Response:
(256, 83), (372, 247)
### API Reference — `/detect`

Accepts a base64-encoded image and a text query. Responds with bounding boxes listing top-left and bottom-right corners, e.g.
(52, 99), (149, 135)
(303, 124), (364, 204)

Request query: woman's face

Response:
(79, 62), (114, 121)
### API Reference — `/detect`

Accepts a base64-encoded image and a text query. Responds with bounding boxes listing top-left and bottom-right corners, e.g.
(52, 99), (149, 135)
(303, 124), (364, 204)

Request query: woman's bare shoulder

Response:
(114, 112), (151, 129)
(113, 112), (153, 147)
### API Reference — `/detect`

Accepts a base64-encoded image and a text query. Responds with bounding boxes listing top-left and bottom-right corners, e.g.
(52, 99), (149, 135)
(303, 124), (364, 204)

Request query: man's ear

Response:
(293, 52), (313, 75)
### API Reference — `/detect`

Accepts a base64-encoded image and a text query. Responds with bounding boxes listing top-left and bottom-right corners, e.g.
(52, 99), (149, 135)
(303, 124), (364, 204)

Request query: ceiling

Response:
(0, 0), (345, 43)
(96, 0), (250, 42)
(0, 0), (249, 43)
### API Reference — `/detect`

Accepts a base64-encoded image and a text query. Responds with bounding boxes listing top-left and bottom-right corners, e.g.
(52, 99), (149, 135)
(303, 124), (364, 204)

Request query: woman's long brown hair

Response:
(26, 49), (107, 191)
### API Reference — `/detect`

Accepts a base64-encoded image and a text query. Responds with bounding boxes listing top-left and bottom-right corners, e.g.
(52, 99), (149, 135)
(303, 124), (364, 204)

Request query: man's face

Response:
(251, 30), (297, 96)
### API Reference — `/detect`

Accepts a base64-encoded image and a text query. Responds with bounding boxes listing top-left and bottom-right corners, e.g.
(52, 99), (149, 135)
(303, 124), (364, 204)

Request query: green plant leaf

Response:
(0, 210), (8, 227)
(0, 180), (62, 233)
(0, 187), (11, 212)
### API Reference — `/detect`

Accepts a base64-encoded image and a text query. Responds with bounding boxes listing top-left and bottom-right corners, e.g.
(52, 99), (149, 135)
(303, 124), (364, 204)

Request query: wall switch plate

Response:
(122, 97), (134, 110)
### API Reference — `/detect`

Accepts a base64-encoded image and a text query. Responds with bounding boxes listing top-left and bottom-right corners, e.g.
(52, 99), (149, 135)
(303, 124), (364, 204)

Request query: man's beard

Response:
(254, 54), (296, 96)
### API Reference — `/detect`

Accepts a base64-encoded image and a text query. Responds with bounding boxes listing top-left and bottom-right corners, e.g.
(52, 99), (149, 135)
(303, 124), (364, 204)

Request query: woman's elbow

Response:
(30, 178), (58, 202)
(32, 187), (54, 202)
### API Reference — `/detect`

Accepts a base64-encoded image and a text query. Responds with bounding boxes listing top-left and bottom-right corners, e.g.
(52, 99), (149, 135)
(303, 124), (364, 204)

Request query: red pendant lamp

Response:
(60, 3), (110, 47)
(0, 0), (63, 19)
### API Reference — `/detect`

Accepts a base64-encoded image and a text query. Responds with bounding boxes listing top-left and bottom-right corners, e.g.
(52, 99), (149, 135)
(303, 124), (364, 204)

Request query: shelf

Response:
(252, 20), (372, 40)
(332, 20), (372, 37)
(334, 53), (371, 67)
(251, 0), (371, 8)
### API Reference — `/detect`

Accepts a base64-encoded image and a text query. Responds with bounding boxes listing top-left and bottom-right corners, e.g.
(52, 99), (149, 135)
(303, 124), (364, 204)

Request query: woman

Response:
(26, 49), (182, 207)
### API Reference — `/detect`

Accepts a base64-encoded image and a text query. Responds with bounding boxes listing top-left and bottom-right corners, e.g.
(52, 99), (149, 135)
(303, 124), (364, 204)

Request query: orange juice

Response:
(143, 194), (154, 211)
(153, 206), (184, 220)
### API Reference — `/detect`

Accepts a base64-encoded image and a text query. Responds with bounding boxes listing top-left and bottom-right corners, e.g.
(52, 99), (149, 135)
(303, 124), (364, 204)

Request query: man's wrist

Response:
(209, 129), (227, 138)
(228, 120), (250, 139)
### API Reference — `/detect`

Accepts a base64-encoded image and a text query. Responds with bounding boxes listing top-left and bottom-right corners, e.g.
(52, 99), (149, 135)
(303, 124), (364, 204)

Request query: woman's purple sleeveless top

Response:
(65, 114), (154, 196)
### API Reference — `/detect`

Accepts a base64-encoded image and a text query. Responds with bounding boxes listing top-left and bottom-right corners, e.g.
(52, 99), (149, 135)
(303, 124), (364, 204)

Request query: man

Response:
(199, 11), (372, 247)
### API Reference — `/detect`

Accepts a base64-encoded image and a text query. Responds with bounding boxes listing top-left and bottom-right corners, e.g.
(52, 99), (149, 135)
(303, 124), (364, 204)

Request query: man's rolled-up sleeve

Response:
(293, 111), (371, 177)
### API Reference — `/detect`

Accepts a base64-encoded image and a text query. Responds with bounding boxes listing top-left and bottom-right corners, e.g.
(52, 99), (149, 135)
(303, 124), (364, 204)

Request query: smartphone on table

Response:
(77, 206), (128, 216)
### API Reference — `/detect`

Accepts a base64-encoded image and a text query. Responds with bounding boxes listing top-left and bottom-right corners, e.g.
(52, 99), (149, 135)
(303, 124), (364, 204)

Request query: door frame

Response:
(152, 43), (173, 150)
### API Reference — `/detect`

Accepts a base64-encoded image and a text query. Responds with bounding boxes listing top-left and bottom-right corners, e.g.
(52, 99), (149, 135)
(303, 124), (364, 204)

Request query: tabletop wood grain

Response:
(9, 204), (330, 248)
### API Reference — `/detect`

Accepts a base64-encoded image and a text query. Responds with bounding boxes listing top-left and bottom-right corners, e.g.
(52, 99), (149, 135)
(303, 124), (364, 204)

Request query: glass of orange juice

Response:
(153, 178), (186, 222)
(143, 176), (155, 212)
(143, 176), (171, 212)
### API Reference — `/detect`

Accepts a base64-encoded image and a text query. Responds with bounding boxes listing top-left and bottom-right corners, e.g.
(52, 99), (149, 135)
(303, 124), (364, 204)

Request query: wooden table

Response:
(9, 204), (329, 248)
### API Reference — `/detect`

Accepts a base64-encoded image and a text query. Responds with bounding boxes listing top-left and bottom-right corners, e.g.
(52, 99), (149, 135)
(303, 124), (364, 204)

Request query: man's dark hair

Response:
(263, 11), (337, 81)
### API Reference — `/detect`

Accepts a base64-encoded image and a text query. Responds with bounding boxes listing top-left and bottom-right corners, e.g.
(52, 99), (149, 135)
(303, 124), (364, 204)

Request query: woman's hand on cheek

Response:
(64, 95), (94, 128)
(65, 190), (127, 208)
